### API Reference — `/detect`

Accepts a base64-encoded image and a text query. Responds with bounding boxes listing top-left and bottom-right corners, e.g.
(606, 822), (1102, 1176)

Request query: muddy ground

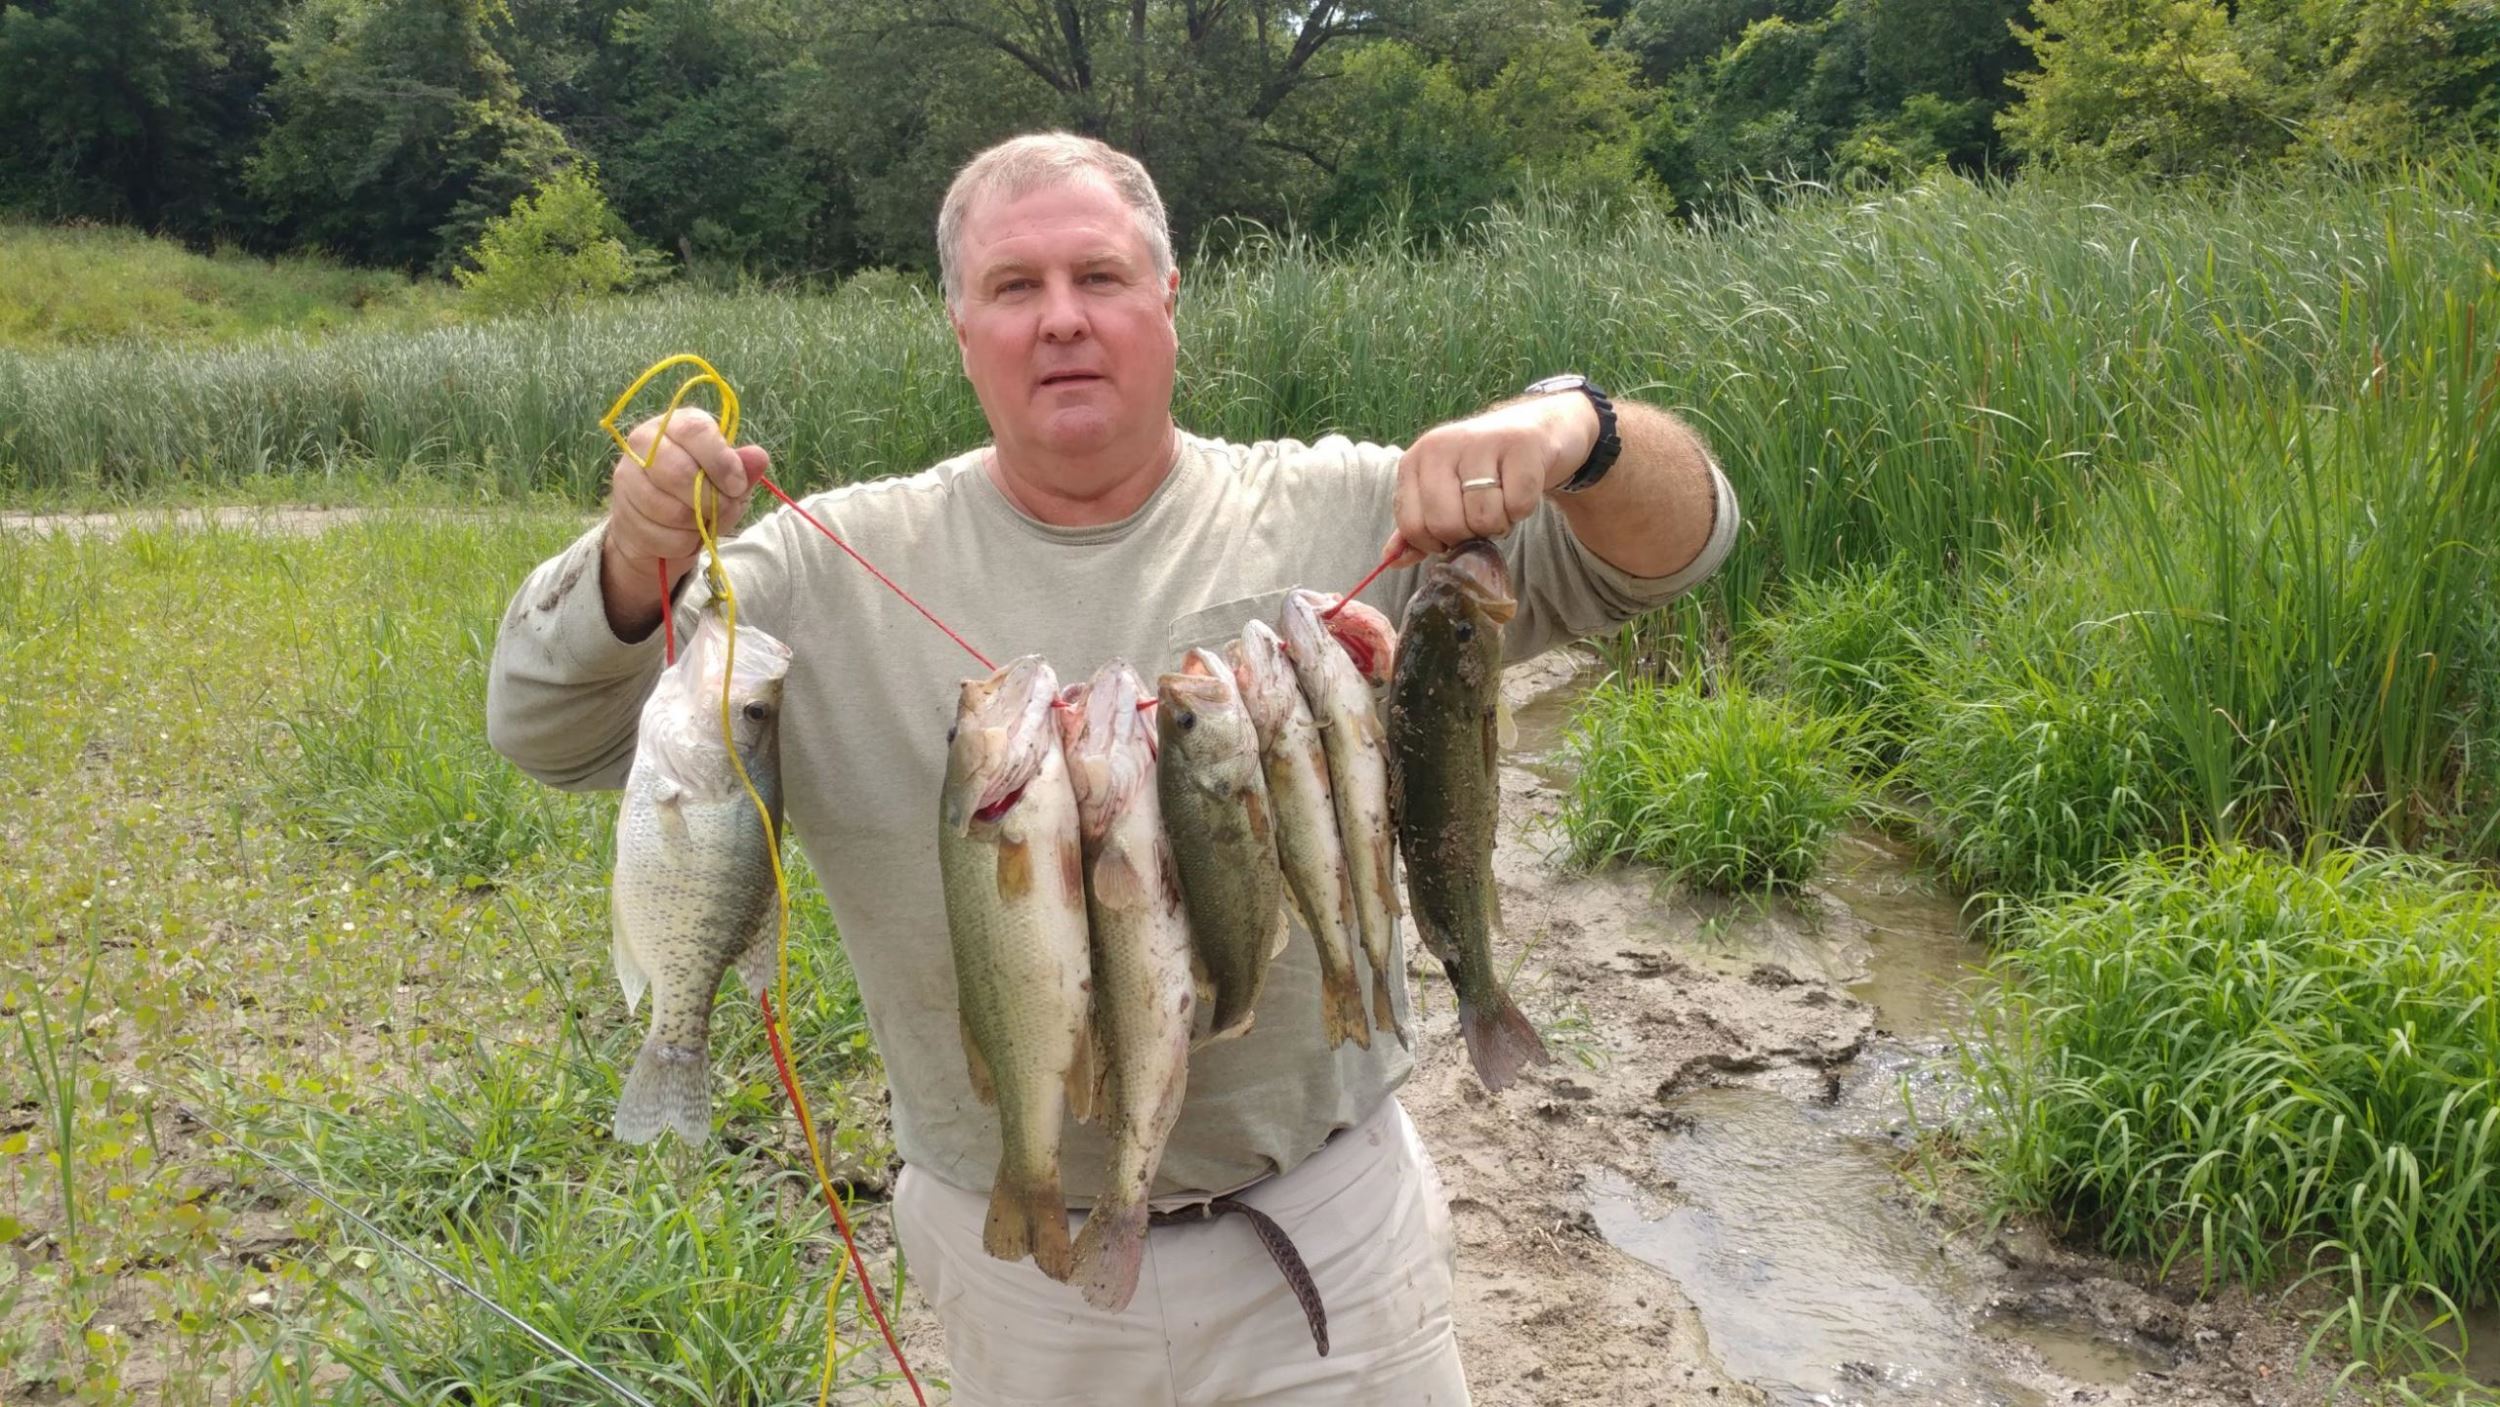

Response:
(843, 649), (2375, 1406)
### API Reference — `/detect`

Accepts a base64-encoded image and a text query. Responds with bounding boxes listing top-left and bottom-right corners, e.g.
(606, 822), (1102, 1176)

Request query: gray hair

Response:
(937, 132), (1175, 308)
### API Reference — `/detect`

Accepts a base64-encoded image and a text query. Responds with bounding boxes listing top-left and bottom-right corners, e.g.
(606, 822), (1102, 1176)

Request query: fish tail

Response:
(614, 1037), (711, 1145)
(1457, 989), (1552, 1093)
(1070, 1196), (1150, 1311)
(1322, 962), (1373, 1050)
(1368, 947), (1409, 1048)
(985, 1163), (1075, 1282)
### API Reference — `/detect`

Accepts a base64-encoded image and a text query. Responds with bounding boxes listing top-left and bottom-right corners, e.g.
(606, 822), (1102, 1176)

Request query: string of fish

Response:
(602, 352), (940, 1407)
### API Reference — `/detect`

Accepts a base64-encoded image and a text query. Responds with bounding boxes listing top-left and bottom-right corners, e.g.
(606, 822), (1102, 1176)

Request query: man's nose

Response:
(1038, 278), (1088, 342)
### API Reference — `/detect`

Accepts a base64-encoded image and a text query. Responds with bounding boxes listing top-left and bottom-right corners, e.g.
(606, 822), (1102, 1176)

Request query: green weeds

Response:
(1556, 678), (1856, 891)
(1, 512), (893, 1404)
(1959, 846), (2500, 1374)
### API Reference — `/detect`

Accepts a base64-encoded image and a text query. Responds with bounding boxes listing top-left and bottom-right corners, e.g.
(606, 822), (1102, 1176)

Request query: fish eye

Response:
(946, 723), (959, 743)
(742, 700), (771, 722)
(1178, 712), (1197, 731)
(1454, 622), (1475, 643)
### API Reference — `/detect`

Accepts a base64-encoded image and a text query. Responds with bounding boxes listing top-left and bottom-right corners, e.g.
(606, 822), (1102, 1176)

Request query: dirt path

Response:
(0, 505), (393, 539)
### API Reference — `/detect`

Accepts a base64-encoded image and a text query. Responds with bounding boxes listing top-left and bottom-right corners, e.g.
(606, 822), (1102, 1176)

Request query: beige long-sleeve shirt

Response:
(486, 430), (1739, 1198)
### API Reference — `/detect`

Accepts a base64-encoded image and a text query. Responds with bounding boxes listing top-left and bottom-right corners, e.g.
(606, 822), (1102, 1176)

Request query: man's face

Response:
(949, 176), (1180, 467)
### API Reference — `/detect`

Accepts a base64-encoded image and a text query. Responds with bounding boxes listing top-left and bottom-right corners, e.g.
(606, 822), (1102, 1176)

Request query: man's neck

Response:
(986, 424), (1182, 527)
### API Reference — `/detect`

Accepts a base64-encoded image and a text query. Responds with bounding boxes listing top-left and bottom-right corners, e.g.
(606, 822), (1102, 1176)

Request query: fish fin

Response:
(608, 894), (648, 1015)
(1496, 694), (1518, 750)
(986, 1165), (1074, 1281)
(1457, 990), (1553, 1094)
(995, 837), (1032, 899)
(614, 1036), (710, 1145)
(653, 783), (692, 848)
(1187, 954), (1218, 1043)
(1373, 830), (1403, 917)
(1066, 1013), (1105, 1126)
(1071, 1198), (1150, 1311)
(1195, 1009), (1257, 1048)
(1371, 956), (1411, 1048)
(1268, 905), (1292, 961)
(732, 915), (777, 997)
(1412, 909), (1457, 965)
(1482, 701), (1503, 776)
(1322, 961), (1373, 1051)
(1093, 843), (1151, 911)
(961, 1012), (997, 1106)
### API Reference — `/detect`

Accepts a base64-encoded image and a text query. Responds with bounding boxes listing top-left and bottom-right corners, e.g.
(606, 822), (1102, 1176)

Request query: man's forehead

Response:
(961, 176), (1148, 259)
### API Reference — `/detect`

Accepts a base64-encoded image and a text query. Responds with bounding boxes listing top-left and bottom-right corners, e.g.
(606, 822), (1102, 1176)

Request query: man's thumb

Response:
(731, 444), (771, 498)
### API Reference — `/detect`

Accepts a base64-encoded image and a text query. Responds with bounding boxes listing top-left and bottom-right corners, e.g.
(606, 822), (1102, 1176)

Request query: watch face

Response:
(1526, 374), (1589, 396)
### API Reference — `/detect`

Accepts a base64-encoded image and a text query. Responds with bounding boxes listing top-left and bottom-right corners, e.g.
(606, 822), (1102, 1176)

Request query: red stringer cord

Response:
(763, 990), (929, 1407)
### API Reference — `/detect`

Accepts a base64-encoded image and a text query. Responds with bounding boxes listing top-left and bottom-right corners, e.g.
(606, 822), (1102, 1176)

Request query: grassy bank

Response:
(0, 510), (894, 1404)
(1961, 847), (2500, 1385)
(0, 223), (457, 351)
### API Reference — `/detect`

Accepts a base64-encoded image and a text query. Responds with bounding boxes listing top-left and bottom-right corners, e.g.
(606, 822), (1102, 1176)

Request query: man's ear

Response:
(1164, 267), (1180, 317)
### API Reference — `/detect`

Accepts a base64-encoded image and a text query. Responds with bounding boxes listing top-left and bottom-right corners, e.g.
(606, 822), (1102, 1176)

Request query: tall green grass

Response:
(1961, 846), (2500, 1374)
(9, 164), (2497, 606)
(2102, 303), (2500, 855)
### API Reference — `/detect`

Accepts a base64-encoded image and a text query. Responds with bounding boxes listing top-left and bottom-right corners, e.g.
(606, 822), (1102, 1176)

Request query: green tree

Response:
(455, 164), (658, 313)
(250, 0), (577, 271)
(0, 0), (283, 234)
(1999, 0), (2500, 172)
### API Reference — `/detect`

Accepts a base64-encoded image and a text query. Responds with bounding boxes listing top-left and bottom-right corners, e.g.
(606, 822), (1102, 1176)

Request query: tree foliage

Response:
(1, 0), (2493, 280)
(454, 165), (657, 314)
(1999, 0), (2500, 172)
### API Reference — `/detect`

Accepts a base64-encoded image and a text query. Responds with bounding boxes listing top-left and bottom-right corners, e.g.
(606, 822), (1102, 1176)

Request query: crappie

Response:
(1059, 662), (1195, 1311)
(940, 655), (1096, 1280)
(1227, 621), (1371, 1050)
(610, 608), (792, 1145)
(1388, 541), (1552, 1092)
(1156, 647), (1287, 1043)
(1280, 589), (1408, 1045)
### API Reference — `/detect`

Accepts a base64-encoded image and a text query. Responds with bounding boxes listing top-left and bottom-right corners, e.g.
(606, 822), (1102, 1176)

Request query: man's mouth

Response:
(1039, 371), (1104, 387)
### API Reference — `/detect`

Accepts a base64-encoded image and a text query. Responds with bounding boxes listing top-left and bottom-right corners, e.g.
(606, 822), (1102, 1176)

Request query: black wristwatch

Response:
(1525, 373), (1620, 493)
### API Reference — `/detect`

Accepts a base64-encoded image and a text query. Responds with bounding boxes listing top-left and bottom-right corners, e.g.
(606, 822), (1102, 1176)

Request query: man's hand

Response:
(1380, 392), (1600, 568)
(599, 408), (770, 639)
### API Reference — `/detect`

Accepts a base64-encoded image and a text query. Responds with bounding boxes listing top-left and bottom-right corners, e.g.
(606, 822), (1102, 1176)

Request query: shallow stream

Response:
(1513, 679), (2175, 1403)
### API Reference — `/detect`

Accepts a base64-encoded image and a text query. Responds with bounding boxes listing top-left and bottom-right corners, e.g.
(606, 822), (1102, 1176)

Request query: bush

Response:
(1751, 555), (1945, 765)
(1557, 678), (1855, 891)
(455, 167), (664, 317)
(1959, 845), (2500, 1369)
(1908, 553), (2185, 897)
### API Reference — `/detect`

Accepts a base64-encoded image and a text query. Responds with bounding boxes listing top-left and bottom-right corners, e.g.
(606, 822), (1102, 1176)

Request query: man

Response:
(488, 131), (1738, 1404)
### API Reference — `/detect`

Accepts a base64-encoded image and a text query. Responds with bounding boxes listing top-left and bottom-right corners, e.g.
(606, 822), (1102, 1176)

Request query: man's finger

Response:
(1457, 461), (1510, 541)
(1503, 444), (1543, 532)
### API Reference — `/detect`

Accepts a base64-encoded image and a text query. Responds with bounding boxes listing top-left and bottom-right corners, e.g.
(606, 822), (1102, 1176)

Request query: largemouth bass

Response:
(610, 609), (792, 1145)
(1059, 662), (1195, 1311)
(940, 655), (1095, 1280)
(1280, 589), (1408, 1045)
(1228, 620), (1371, 1050)
(1156, 647), (1287, 1043)
(1388, 542), (1552, 1092)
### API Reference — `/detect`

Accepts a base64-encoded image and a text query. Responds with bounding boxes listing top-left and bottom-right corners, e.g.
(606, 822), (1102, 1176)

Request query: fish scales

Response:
(1388, 541), (1553, 1092)
(610, 609), (792, 1146)
(941, 655), (1095, 1281)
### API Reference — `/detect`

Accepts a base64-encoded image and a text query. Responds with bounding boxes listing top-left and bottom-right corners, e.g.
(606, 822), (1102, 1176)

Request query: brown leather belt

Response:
(1147, 1197), (1329, 1356)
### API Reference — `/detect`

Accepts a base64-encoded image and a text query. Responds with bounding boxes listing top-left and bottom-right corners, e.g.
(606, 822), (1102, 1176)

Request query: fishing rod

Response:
(175, 1099), (666, 1407)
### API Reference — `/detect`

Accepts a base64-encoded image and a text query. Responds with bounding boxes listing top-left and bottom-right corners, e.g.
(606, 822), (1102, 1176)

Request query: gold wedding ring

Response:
(1459, 476), (1501, 491)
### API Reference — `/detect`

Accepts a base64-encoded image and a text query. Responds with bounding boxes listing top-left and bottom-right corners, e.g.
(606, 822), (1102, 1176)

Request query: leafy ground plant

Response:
(1749, 554), (1946, 766)
(1557, 677), (1856, 891)
(1959, 844), (2500, 1380)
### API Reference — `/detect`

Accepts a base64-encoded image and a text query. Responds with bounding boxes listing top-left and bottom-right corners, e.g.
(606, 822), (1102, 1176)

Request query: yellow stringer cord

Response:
(602, 355), (845, 1407)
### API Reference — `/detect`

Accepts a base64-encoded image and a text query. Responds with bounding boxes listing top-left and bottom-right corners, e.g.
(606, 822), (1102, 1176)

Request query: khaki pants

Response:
(894, 1098), (1471, 1406)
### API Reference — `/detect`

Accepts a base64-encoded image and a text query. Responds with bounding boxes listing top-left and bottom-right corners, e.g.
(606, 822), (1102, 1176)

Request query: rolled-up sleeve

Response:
(484, 511), (799, 792)
(1498, 458), (1741, 663)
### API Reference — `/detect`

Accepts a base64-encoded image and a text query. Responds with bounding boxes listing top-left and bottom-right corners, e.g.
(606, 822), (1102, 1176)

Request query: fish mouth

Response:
(1436, 541), (1517, 624)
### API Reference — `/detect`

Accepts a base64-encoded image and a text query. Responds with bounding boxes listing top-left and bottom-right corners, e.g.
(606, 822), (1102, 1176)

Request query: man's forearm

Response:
(1547, 399), (1717, 580)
